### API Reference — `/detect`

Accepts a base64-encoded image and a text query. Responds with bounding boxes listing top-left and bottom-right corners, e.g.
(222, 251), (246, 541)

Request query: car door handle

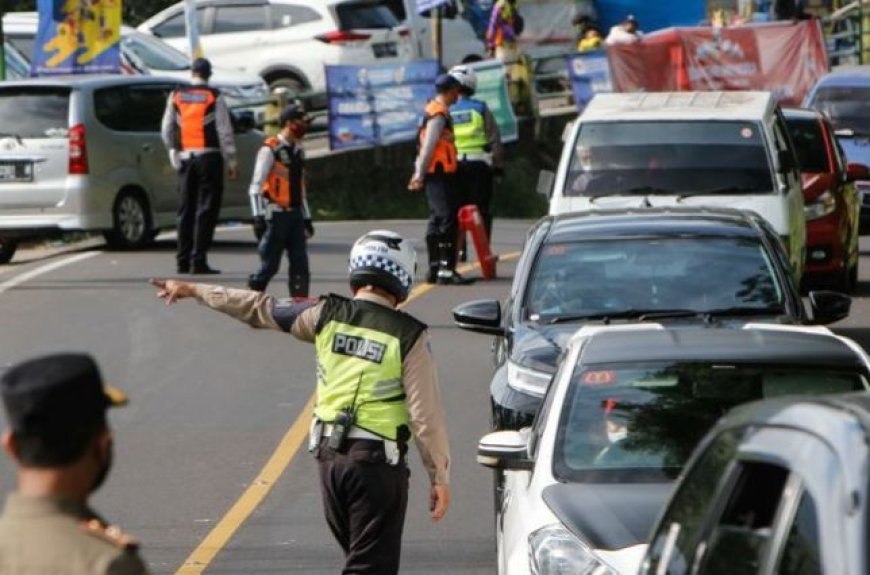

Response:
(141, 143), (153, 152)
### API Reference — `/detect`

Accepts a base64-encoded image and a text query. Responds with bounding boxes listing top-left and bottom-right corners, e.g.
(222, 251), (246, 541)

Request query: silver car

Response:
(0, 75), (262, 262)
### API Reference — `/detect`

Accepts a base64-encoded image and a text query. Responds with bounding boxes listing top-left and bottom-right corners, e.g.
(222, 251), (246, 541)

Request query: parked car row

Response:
(452, 89), (868, 574)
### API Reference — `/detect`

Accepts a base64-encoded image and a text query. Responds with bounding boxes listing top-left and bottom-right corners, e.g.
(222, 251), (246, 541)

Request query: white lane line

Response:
(0, 251), (100, 296)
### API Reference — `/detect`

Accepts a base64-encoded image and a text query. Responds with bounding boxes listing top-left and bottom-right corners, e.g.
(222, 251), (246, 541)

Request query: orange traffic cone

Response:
(458, 204), (498, 280)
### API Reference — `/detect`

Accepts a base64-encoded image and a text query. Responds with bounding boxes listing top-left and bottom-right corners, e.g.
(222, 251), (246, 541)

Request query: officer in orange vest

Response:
(161, 58), (238, 275)
(408, 74), (471, 285)
(247, 104), (313, 297)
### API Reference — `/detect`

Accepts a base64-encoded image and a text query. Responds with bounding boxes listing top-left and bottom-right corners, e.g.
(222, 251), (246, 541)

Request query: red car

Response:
(784, 107), (868, 293)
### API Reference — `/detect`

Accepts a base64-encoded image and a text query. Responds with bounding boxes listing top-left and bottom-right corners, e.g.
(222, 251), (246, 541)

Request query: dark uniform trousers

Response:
(177, 152), (224, 270)
(317, 439), (409, 575)
(424, 167), (460, 272)
(456, 160), (494, 241)
(249, 208), (310, 296)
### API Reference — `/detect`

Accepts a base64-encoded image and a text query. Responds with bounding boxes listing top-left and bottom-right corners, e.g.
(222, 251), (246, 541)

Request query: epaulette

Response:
(80, 519), (139, 550)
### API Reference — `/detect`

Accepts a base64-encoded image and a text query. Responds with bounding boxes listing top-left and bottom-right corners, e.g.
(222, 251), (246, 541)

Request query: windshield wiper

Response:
(702, 306), (784, 317)
(545, 309), (699, 324)
(616, 186), (677, 195)
(679, 186), (765, 199)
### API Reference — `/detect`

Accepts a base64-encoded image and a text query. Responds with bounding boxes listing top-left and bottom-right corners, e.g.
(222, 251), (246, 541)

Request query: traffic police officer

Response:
(161, 57), (238, 275)
(247, 104), (313, 297)
(0, 353), (148, 574)
(151, 230), (451, 574)
(409, 74), (470, 285)
(448, 65), (503, 245)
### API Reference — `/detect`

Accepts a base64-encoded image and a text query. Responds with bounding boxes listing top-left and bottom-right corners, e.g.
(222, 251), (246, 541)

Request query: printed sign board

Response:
(32, 0), (121, 76)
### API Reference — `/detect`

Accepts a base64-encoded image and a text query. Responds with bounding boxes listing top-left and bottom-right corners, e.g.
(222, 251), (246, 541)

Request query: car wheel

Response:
(0, 239), (17, 264)
(104, 189), (153, 250)
(267, 74), (305, 97)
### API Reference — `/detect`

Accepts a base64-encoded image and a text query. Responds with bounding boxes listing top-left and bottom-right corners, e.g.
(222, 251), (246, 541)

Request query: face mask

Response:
(607, 427), (628, 444)
(290, 122), (308, 139)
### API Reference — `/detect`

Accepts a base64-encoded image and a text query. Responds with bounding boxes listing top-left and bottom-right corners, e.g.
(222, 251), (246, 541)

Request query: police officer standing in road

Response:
(247, 104), (314, 297)
(448, 65), (503, 246)
(409, 74), (471, 285)
(161, 57), (238, 275)
(150, 230), (450, 574)
(0, 353), (148, 574)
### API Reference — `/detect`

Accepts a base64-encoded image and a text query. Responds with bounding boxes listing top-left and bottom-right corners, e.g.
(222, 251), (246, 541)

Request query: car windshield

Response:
(0, 88), (70, 138)
(553, 362), (866, 483)
(524, 237), (784, 321)
(565, 121), (774, 196)
(121, 33), (189, 71)
(336, 1), (399, 29)
(784, 116), (830, 173)
(809, 86), (870, 136)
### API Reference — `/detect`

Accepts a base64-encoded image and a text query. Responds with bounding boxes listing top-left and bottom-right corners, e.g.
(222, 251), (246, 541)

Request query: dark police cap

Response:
(191, 57), (213, 77)
(279, 104), (309, 125)
(434, 73), (461, 91)
(0, 354), (127, 435)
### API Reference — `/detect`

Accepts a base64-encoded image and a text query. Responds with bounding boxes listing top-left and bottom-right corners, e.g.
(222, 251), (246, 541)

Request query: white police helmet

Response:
(449, 65), (477, 95)
(349, 230), (416, 301)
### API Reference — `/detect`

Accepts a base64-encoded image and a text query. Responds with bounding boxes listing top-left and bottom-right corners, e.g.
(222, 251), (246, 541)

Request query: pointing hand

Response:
(150, 279), (195, 304)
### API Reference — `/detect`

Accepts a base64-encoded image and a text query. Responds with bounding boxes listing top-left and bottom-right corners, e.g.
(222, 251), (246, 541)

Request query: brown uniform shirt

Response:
(0, 494), (149, 575)
(193, 285), (451, 486)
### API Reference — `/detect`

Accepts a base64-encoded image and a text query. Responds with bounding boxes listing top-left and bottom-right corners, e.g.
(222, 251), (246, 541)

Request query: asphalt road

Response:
(0, 220), (530, 574)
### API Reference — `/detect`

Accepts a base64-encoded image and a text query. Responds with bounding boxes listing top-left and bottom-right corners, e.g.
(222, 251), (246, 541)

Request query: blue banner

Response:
(32, 0), (121, 76)
(326, 60), (440, 151)
(566, 51), (612, 112)
(415, 0), (452, 15)
(596, 0), (704, 34)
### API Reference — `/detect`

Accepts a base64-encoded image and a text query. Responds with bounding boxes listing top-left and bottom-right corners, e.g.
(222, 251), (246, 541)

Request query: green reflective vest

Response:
(451, 97), (489, 156)
(314, 294), (426, 441)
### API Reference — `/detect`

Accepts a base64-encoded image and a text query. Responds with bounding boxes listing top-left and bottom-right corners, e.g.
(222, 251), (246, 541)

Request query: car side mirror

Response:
(453, 299), (504, 335)
(536, 170), (555, 198)
(846, 162), (869, 182)
(477, 429), (533, 470)
(778, 149), (795, 173)
(231, 110), (256, 134)
(809, 290), (851, 325)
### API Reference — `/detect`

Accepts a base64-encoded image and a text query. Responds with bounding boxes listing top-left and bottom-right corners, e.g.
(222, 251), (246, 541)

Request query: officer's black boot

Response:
(436, 237), (455, 285)
(290, 274), (310, 299)
(247, 276), (267, 292)
(425, 234), (440, 284)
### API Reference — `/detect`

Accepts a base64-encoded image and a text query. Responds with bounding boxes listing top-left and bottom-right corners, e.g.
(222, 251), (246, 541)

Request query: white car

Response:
(3, 13), (270, 119)
(477, 323), (870, 575)
(138, 0), (414, 99)
(384, 0), (485, 66)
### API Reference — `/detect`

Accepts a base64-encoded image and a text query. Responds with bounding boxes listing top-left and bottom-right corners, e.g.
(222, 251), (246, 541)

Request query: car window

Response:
(644, 428), (742, 575)
(784, 117), (830, 173)
(566, 121), (774, 196)
(270, 4), (321, 27)
(529, 350), (570, 457)
(94, 84), (175, 132)
(554, 363), (863, 485)
(809, 86), (870, 136)
(152, 9), (208, 38)
(121, 34), (190, 71)
(213, 4), (268, 34)
(335, 1), (400, 29)
(775, 491), (823, 575)
(698, 461), (790, 574)
(4, 41), (30, 79)
(832, 133), (849, 175)
(524, 237), (784, 321)
(0, 88), (69, 139)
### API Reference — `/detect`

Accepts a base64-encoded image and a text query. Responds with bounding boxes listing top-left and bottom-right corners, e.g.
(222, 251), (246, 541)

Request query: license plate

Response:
(373, 42), (397, 58)
(0, 161), (33, 183)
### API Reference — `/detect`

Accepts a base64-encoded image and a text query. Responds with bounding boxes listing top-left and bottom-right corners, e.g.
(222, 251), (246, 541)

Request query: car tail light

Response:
(315, 30), (372, 43)
(68, 123), (89, 175)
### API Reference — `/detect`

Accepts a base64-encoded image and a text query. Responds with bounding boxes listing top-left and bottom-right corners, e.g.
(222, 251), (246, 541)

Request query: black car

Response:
(454, 208), (852, 430)
(641, 391), (870, 575)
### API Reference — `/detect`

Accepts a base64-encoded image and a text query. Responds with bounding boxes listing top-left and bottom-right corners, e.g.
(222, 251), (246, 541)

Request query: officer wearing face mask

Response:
(0, 353), (149, 574)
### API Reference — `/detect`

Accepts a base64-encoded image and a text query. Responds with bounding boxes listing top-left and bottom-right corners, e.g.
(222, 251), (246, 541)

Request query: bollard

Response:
(458, 204), (498, 279)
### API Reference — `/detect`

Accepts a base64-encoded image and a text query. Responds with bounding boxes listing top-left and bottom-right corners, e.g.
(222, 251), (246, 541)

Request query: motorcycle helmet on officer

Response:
(448, 65), (477, 96)
(349, 231), (417, 303)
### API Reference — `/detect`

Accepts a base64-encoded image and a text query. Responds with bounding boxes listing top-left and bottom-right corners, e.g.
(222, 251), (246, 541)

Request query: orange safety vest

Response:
(261, 137), (303, 209)
(419, 100), (457, 174)
(172, 86), (220, 151)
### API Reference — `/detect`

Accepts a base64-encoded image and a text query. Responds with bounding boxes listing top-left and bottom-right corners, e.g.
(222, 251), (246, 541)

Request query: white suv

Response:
(139, 0), (414, 99)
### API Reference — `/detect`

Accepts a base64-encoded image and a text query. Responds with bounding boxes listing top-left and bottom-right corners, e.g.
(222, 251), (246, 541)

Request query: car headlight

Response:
(507, 360), (554, 397)
(529, 524), (617, 575)
(804, 190), (836, 220)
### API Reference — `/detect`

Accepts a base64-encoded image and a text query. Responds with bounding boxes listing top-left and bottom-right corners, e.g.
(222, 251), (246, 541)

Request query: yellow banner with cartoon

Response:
(32, 0), (121, 75)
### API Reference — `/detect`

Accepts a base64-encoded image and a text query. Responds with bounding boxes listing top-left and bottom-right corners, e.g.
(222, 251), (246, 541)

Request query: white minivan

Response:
(544, 91), (807, 280)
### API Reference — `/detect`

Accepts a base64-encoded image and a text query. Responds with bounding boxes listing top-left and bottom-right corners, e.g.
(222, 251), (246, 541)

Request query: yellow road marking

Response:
(174, 250), (520, 574)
